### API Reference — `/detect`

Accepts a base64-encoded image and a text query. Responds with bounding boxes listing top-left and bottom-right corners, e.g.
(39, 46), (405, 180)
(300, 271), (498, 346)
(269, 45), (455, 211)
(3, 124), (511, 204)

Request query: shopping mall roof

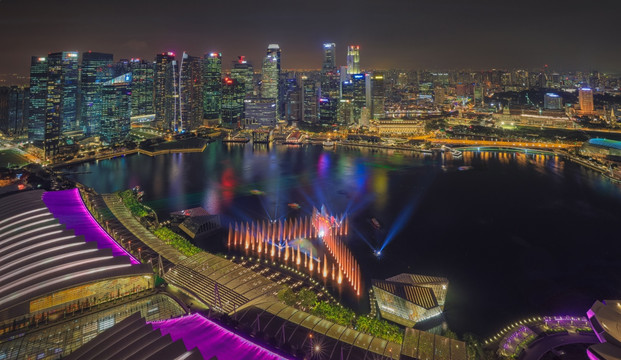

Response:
(0, 189), (150, 322)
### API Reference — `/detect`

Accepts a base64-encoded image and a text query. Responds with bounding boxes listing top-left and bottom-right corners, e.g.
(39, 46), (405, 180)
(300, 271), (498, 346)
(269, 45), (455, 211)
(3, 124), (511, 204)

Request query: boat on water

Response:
(323, 140), (335, 148)
(369, 217), (381, 230)
(250, 189), (265, 195)
(288, 203), (301, 210)
(451, 150), (463, 157)
(458, 165), (473, 171)
(420, 149), (433, 155)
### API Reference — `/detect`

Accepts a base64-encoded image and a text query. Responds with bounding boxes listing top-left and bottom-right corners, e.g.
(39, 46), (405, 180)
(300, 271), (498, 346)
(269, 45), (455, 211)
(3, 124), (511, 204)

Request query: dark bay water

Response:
(66, 141), (621, 337)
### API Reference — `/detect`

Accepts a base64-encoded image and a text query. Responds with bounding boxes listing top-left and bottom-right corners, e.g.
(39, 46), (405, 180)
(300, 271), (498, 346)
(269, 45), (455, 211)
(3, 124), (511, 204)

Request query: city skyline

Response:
(2, 0), (621, 79)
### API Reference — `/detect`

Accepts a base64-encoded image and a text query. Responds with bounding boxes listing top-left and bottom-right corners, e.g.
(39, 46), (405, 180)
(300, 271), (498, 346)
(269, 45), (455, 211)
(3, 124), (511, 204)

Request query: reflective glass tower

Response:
(231, 56), (254, 96)
(221, 77), (244, 128)
(100, 73), (132, 144)
(202, 52), (222, 120)
(129, 58), (154, 116)
(154, 52), (175, 129)
(47, 51), (79, 134)
(261, 44), (281, 102)
(320, 43), (339, 124)
(178, 52), (203, 132)
(80, 52), (113, 136)
(28, 56), (48, 143)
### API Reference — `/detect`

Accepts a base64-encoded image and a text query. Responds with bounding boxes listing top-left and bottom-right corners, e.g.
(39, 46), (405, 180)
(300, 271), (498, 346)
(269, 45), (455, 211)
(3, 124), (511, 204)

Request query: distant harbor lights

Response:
(227, 205), (361, 295)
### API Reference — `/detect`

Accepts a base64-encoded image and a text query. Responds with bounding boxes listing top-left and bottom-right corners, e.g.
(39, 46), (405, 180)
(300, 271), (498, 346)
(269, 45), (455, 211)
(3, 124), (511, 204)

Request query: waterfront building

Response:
(154, 52), (175, 129)
(230, 56), (254, 95)
(80, 52), (114, 136)
(178, 52), (203, 132)
(221, 77), (244, 128)
(100, 73), (132, 144)
(347, 45), (360, 75)
(28, 56), (48, 143)
(372, 119), (425, 136)
(260, 44), (281, 110)
(544, 93), (563, 110)
(371, 273), (449, 327)
(579, 87), (595, 114)
(587, 300), (621, 360)
(0, 86), (27, 136)
(283, 77), (302, 122)
(243, 97), (277, 128)
(202, 52), (222, 120)
(129, 58), (154, 116)
(0, 189), (152, 338)
(320, 43), (339, 125)
(579, 138), (621, 161)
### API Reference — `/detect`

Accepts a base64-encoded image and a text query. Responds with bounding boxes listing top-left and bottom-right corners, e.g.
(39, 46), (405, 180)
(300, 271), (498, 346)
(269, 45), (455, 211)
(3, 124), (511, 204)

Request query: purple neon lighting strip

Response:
(149, 313), (288, 360)
(42, 188), (140, 264)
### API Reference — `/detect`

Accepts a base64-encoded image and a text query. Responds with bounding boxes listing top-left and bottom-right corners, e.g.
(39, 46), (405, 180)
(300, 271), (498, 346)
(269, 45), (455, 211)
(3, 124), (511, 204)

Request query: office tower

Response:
(337, 99), (353, 125)
(351, 74), (366, 123)
(244, 97), (277, 128)
(47, 51), (79, 134)
(28, 56), (48, 143)
(202, 52), (222, 120)
(129, 58), (154, 116)
(100, 73), (132, 144)
(80, 52), (113, 136)
(579, 88), (594, 114)
(221, 77), (244, 128)
(282, 77), (301, 122)
(261, 44), (281, 103)
(544, 93), (562, 110)
(0, 86), (27, 136)
(178, 52), (203, 132)
(231, 56), (254, 95)
(370, 73), (386, 119)
(434, 87), (446, 106)
(301, 76), (318, 123)
(320, 43), (339, 124)
(154, 52), (175, 128)
(346, 45), (360, 75)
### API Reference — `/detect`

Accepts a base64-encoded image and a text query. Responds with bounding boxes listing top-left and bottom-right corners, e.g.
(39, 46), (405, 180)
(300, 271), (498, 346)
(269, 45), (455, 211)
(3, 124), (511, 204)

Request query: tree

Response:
(277, 286), (297, 306)
(297, 288), (317, 311)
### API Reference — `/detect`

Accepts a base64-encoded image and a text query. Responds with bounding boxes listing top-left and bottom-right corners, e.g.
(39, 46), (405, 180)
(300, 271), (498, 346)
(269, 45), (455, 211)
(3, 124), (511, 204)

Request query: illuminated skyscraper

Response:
(176, 52), (203, 132)
(154, 52), (175, 128)
(230, 56), (254, 95)
(129, 58), (154, 116)
(100, 73), (132, 144)
(320, 43), (339, 124)
(221, 77), (244, 128)
(351, 73), (366, 123)
(261, 44), (281, 102)
(47, 51), (79, 134)
(579, 88), (594, 114)
(346, 45), (360, 75)
(202, 52), (222, 120)
(301, 76), (318, 123)
(244, 97), (277, 128)
(370, 73), (385, 119)
(80, 52), (113, 136)
(28, 56), (48, 143)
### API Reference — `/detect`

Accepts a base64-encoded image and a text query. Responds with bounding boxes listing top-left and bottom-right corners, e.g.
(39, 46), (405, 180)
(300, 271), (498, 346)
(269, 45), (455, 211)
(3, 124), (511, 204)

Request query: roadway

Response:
(427, 138), (579, 149)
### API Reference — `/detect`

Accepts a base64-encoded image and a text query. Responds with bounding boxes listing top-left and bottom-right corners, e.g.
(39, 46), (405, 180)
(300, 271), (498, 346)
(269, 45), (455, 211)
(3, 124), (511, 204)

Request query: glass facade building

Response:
(202, 52), (222, 120)
(221, 77), (244, 128)
(261, 44), (281, 109)
(100, 73), (132, 144)
(154, 52), (175, 129)
(28, 56), (48, 143)
(129, 58), (154, 116)
(178, 52), (203, 132)
(80, 52), (113, 136)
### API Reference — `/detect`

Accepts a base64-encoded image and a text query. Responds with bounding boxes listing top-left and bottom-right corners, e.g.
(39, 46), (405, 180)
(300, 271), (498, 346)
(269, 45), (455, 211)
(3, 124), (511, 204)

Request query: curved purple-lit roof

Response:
(149, 313), (288, 360)
(42, 188), (139, 264)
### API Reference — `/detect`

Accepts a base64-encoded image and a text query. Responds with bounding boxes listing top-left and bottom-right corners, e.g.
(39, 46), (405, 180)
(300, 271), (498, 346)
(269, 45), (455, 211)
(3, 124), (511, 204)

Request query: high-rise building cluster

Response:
(4, 43), (616, 160)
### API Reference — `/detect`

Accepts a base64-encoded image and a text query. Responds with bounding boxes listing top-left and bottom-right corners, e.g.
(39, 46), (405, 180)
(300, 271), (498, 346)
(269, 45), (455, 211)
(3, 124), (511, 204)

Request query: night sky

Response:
(1, 0), (620, 76)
